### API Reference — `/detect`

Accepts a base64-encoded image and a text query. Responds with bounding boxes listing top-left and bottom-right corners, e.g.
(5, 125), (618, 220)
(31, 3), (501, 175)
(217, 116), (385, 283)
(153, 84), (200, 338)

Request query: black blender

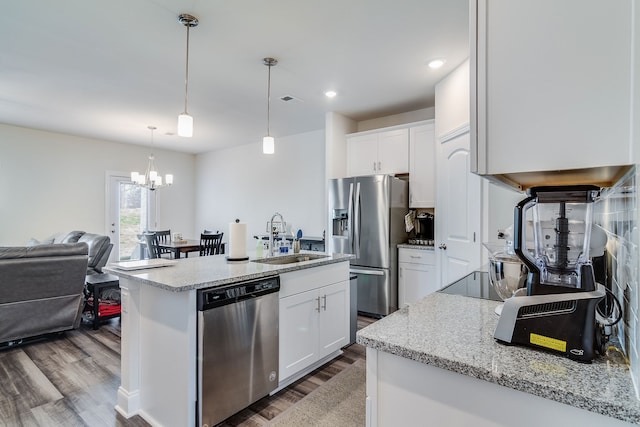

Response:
(494, 185), (609, 362)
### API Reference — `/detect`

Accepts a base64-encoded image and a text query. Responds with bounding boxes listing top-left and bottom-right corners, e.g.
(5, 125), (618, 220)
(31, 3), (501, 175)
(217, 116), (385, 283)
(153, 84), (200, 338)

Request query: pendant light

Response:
(262, 57), (278, 154)
(178, 14), (198, 137)
(131, 126), (173, 191)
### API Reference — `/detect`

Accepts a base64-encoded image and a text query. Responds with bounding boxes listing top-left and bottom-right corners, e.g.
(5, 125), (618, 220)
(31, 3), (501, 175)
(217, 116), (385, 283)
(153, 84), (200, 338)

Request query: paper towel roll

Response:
(229, 221), (247, 259)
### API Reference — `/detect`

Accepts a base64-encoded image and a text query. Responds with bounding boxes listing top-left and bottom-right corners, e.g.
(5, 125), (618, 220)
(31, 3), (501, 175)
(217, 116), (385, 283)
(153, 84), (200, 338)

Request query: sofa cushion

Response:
(61, 230), (86, 243)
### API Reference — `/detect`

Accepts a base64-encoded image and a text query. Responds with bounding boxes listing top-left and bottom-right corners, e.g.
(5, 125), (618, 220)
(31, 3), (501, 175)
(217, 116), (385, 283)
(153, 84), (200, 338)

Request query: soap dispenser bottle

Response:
(256, 237), (264, 258)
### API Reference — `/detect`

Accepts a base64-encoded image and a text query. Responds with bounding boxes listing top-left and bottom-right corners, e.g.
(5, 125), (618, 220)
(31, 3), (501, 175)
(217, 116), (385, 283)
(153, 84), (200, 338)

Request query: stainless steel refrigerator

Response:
(328, 175), (408, 317)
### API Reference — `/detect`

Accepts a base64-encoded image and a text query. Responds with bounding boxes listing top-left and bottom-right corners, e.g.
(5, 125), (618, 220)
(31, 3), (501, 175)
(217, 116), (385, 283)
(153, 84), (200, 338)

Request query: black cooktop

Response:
(438, 271), (502, 302)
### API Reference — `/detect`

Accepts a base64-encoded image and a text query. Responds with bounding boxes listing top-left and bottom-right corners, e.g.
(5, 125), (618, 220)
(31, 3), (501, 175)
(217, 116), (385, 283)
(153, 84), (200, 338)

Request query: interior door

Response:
(106, 173), (156, 261)
(436, 130), (482, 286)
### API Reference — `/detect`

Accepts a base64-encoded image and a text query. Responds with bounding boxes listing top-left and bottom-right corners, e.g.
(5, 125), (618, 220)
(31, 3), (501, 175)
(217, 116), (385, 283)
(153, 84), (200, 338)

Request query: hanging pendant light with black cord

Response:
(262, 57), (278, 154)
(177, 13), (198, 138)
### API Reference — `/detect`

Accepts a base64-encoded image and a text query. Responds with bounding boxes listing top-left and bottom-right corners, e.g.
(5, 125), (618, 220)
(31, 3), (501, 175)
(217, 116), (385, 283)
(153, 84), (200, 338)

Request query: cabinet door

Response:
(409, 123), (436, 208)
(377, 129), (409, 175)
(398, 262), (437, 308)
(318, 281), (349, 358)
(279, 289), (320, 381)
(398, 249), (437, 308)
(347, 133), (378, 176)
(471, 0), (633, 176)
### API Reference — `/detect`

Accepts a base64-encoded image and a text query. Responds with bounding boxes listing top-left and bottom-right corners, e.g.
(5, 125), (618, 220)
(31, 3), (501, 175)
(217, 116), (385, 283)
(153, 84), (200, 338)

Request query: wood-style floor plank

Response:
(0, 314), (377, 426)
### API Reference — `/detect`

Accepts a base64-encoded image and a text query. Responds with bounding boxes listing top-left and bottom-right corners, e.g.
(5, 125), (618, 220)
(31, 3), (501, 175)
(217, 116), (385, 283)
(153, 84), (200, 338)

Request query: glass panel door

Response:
(107, 174), (156, 261)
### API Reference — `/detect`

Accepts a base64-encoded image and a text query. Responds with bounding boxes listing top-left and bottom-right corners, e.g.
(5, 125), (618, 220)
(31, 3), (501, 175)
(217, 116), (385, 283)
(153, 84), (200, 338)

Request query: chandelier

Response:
(130, 126), (173, 191)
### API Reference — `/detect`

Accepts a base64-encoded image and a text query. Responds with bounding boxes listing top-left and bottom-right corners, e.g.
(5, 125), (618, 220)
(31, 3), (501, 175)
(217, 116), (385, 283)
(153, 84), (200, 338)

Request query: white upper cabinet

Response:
(470, 0), (635, 190)
(347, 128), (409, 176)
(409, 121), (436, 208)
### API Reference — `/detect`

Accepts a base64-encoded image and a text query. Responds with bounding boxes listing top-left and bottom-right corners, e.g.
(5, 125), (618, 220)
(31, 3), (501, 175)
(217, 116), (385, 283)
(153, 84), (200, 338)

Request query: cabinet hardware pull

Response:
(322, 295), (327, 311)
(378, 161), (381, 170)
(316, 296), (321, 312)
(438, 243), (447, 250)
(410, 255), (421, 259)
(373, 161), (376, 171)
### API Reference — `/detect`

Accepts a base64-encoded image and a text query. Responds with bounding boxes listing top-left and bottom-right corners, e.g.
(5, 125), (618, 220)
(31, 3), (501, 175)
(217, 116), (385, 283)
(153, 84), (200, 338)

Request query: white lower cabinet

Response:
(279, 263), (349, 383)
(398, 248), (437, 308)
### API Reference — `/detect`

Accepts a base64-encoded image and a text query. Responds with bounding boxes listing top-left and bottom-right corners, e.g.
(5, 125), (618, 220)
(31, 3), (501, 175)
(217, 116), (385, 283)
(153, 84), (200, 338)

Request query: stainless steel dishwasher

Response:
(197, 276), (280, 427)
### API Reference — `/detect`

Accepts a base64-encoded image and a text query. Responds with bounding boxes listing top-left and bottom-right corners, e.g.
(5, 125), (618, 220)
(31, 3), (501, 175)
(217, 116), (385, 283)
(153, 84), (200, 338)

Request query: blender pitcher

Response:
(513, 185), (601, 295)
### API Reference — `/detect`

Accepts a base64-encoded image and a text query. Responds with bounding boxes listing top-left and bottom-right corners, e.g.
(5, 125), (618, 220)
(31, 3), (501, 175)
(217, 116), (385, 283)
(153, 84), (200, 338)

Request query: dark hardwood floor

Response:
(0, 315), (377, 427)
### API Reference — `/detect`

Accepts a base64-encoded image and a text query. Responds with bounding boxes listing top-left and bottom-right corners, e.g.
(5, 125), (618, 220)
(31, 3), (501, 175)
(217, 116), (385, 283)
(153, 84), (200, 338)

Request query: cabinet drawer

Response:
(279, 261), (349, 298)
(398, 248), (435, 265)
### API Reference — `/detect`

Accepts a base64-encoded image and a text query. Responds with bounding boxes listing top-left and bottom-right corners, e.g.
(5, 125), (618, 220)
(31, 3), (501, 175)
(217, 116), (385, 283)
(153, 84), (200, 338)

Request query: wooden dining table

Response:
(156, 239), (226, 259)
(157, 239), (201, 259)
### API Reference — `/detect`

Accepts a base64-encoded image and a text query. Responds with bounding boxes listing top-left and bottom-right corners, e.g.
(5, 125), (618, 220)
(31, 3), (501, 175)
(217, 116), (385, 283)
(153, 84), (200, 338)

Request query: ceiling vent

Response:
(280, 95), (303, 103)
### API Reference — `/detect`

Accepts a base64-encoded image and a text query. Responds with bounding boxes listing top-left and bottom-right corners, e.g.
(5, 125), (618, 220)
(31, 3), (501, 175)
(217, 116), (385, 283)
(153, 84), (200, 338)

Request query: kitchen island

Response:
(357, 272), (640, 426)
(104, 252), (352, 427)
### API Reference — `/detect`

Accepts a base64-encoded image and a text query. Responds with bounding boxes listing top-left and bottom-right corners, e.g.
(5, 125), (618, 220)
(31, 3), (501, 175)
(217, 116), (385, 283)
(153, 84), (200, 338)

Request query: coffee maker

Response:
(412, 212), (434, 246)
(494, 185), (608, 362)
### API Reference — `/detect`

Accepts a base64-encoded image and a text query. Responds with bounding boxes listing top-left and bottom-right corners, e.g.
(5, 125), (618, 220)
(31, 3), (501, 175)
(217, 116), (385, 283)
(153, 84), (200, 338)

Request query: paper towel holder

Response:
(226, 218), (250, 262)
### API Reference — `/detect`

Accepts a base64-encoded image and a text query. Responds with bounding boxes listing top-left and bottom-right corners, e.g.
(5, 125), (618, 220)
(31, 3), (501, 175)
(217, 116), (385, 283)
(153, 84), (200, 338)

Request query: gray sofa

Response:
(28, 230), (112, 275)
(0, 243), (89, 345)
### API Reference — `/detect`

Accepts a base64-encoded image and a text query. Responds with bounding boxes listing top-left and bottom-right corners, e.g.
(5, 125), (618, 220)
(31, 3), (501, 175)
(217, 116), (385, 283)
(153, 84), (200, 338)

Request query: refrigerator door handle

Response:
(354, 182), (361, 258)
(347, 183), (354, 252)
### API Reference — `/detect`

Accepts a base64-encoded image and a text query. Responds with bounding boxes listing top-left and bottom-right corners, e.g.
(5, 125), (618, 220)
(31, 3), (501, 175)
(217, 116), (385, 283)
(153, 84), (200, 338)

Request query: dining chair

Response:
(142, 233), (161, 259)
(149, 229), (172, 258)
(200, 232), (223, 256)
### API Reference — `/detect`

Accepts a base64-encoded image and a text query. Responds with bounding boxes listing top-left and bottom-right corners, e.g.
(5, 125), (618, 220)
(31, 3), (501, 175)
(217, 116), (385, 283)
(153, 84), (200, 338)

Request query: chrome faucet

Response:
(268, 212), (284, 257)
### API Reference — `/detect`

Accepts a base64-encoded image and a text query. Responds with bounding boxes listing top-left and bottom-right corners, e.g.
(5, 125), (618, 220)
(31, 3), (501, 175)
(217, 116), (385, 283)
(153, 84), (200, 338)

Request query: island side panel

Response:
(116, 277), (141, 418)
(117, 276), (197, 426)
(368, 349), (635, 427)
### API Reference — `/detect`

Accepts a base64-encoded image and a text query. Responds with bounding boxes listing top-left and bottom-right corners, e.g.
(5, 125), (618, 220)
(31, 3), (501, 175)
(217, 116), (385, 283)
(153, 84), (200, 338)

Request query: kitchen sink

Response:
(252, 254), (329, 265)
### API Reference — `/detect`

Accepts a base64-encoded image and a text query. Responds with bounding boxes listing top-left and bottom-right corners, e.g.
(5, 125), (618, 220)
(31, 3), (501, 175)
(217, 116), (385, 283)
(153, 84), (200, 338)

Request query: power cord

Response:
(596, 286), (623, 327)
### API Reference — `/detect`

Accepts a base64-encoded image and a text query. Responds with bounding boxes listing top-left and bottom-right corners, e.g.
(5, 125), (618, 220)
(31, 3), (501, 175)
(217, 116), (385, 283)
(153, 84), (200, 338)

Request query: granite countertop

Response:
(397, 243), (435, 251)
(104, 251), (352, 292)
(356, 291), (640, 424)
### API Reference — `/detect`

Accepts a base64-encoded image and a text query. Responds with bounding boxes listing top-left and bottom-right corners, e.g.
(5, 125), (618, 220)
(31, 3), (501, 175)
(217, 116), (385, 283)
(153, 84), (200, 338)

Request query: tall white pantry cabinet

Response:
(470, 0), (636, 189)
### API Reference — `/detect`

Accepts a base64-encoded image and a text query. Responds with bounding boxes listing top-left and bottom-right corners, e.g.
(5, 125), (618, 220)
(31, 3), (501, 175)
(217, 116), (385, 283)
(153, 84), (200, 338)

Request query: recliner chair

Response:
(79, 233), (113, 275)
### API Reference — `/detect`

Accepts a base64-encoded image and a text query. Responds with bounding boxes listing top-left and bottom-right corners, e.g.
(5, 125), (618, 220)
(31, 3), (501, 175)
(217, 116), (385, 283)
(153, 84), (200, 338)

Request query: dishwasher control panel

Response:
(197, 276), (280, 310)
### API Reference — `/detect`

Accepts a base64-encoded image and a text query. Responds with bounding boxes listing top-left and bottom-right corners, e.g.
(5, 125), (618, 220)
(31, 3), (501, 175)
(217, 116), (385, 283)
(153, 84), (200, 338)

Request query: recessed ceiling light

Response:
(325, 90), (337, 98)
(428, 59), (445, 69)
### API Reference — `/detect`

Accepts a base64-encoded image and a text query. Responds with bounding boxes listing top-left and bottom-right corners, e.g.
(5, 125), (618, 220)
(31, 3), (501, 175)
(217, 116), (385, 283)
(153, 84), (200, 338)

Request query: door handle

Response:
(438, 244), (447, 250)
(378, 161), (381, 171)
(322, 295), (327, 311)
(316, 296), (321, 312)
(354, 182), (361, 259)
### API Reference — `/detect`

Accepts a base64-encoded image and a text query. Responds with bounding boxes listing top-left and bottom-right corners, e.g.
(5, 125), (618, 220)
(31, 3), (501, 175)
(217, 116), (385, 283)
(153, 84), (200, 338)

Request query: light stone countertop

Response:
(356, 291), (640, 424)
(104, 251), (352, 292)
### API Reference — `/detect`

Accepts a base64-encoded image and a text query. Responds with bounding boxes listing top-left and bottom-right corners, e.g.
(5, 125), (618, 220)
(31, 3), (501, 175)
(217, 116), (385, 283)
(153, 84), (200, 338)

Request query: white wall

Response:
(195, 130), (326, 248)
(434, 60), (469, 139)
(325, 112), (356, 180)
(0, 124), (196, 245)
(357, 107), (435, 132)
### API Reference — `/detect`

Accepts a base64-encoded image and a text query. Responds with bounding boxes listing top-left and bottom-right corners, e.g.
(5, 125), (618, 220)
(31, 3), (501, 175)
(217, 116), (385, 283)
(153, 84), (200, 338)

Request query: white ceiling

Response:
(0, 1), (469, 154)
